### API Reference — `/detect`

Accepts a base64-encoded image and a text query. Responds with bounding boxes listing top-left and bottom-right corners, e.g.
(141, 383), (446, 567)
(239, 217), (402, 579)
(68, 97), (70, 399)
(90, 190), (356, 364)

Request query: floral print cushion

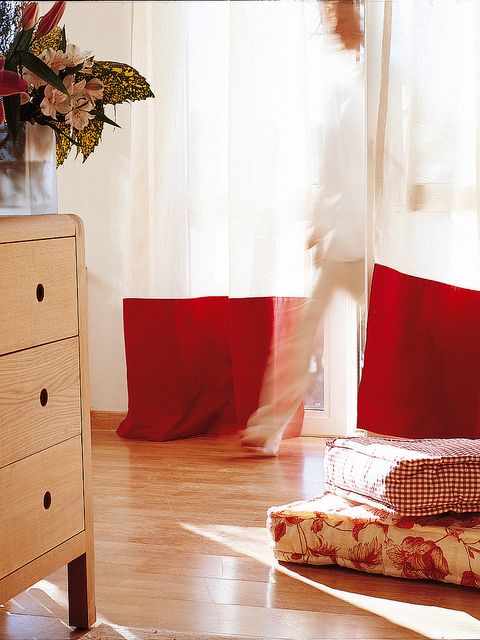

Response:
(323, 437), (480, 516)
(267, 492), (480, 588)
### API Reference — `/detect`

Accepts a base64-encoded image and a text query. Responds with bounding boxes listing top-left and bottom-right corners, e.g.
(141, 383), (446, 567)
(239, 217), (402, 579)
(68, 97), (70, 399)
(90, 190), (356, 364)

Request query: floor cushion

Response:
(267, 492), (480, 588)
(324, 437), (480, 516)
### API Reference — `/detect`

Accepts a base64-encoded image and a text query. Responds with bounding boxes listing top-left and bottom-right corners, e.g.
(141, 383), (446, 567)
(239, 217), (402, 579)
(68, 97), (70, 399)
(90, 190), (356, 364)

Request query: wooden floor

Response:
(2, 431), (480, 640)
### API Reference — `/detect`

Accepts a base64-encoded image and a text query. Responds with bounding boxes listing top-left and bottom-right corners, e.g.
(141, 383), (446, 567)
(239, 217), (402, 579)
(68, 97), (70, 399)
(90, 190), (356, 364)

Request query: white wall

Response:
(366, 0), (384, 294)
(54, 2), (134, 411)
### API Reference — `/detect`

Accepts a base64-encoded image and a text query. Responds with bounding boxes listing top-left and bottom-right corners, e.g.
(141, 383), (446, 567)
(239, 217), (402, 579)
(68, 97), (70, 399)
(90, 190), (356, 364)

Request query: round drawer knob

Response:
(36, 283), (45, 302)
(43, 491), (52, 510)
(39, 388), (48, 406)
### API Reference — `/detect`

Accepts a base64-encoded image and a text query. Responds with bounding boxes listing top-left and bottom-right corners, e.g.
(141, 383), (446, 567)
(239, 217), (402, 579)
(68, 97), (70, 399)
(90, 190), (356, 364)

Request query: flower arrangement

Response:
(0, 1), (153, 165)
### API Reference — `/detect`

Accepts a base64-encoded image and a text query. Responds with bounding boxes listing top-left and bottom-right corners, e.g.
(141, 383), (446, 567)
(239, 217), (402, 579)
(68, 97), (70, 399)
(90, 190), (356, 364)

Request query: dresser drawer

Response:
(0, 237), (78, 355)
(0, 437), (85, 579)
(0, 338), (81, 468)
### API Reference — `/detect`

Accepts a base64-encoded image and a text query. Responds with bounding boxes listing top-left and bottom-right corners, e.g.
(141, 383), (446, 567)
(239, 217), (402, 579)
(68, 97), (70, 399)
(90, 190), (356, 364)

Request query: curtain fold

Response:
(119, 1), (331, 440)
(122, 1), (317, 300)
(358, 0), (480, 438)
(118, 296), (305, 441)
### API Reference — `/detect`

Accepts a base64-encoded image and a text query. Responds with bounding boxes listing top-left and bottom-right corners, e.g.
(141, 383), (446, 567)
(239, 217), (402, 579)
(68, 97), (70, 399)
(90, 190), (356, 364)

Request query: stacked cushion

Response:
(323, 437), (480, 516)
(267, 492), (480, 588)
(267, 437), (480, 588)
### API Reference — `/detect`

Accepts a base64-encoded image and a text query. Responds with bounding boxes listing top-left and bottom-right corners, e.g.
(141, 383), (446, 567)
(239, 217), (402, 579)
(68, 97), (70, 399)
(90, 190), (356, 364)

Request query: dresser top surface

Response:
(0, 215), (79, 244)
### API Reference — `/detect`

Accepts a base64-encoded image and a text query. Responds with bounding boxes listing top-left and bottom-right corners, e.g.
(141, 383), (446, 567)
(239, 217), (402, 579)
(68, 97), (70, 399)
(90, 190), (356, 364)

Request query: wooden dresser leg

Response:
(67, 552), (96, 629)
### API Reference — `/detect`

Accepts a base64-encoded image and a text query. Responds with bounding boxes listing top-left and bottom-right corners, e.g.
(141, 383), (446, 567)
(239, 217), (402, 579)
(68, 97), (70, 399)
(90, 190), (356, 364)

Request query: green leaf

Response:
(19, 50), (68, 95)
(90, 61), (154, 105)
(3, 51), (17, 72)
(30, 27), (63, 56)
(90, 109), (120, 128)
(3, 94), (20, 142)
(59, 26), (67, 53)
(17, 28), (34, 52)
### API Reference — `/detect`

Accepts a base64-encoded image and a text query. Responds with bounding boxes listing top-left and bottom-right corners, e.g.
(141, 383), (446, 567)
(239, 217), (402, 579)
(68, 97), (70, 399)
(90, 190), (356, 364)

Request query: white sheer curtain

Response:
(374, 0), (480, 290)
(358, 0), (480, 440)
(122, 0), (332, 300)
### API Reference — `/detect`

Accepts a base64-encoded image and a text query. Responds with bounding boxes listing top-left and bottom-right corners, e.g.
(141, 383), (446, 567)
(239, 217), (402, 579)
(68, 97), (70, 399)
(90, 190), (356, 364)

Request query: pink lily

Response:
(35, 1), (67, 39)
(0, 58), (29, 96)
(0, 57), (29, 125)
(22, 3), (40, 30)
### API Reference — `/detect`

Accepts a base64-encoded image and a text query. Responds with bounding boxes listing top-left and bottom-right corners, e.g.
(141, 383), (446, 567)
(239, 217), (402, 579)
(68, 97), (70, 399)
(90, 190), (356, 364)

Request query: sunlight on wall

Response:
(181, 522), (480, 640)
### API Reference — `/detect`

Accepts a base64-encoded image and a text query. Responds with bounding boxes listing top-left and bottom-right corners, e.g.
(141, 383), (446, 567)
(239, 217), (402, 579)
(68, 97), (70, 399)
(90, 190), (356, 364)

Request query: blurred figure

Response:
(241, 0), (365, 455)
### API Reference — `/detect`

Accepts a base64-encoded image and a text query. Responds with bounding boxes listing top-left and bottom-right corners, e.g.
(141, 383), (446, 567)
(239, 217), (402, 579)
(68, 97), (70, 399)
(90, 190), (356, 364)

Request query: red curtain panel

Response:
(118, 297), (304, 441)
(357, 264), (480, 438)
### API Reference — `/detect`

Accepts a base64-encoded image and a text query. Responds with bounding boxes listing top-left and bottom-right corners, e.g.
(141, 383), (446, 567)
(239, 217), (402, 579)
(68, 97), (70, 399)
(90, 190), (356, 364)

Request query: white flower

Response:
(66, 102), (94, 130)
(64, 43), (92, 68)
(74, 80), (88, 98)
(40, 82), (71, 119)
(39, 48), (66, 73)
(62, 74), (74, 93)
(79, 57), (95, 74)
(63, 75), (87, 104)
(23, 49), (66, 88)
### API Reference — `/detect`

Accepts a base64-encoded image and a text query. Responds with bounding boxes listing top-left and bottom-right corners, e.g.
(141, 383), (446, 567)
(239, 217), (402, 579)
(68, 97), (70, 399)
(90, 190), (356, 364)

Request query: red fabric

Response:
(118, 298), (236, 441)
(228, 297), (305, 438)
(228, 298), (274, 426)
(357, 264), (480, 438)
(324, 437), (480, 516)
(118, 297), (304, 441)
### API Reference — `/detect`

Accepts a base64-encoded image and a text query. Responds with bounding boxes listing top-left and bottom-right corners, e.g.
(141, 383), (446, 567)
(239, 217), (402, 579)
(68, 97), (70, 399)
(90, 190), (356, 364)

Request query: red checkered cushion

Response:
(324, 437), (480, 516)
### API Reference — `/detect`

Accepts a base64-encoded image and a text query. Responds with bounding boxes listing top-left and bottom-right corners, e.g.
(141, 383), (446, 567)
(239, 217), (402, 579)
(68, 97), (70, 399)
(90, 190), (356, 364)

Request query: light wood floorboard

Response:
(1, 431), (480, 639)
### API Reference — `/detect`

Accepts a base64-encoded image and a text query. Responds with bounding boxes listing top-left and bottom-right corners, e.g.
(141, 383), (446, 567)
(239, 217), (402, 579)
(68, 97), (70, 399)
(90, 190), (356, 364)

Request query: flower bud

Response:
(85, 77), (104, 100)
(22, 3), (39, 30)
(36, 1), (67, 39)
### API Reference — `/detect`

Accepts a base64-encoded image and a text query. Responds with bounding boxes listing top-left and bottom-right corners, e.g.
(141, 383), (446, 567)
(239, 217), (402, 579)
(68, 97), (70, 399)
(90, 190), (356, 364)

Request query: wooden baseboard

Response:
(366, 431), (408, 440)
(90, 411), (126, 431)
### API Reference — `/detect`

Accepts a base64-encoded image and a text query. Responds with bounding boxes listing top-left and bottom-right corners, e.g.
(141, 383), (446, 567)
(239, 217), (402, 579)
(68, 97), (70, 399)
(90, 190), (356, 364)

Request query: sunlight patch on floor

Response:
(181, 522), (480, 640)
(34, 581), (141, 640)
(34, 580), (69, 610)
(102, 625), (142, 640)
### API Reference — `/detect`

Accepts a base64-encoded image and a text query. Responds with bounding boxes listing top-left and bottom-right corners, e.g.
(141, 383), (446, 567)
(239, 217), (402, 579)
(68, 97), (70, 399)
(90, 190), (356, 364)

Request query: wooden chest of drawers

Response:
(0, 215), (95, 629)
